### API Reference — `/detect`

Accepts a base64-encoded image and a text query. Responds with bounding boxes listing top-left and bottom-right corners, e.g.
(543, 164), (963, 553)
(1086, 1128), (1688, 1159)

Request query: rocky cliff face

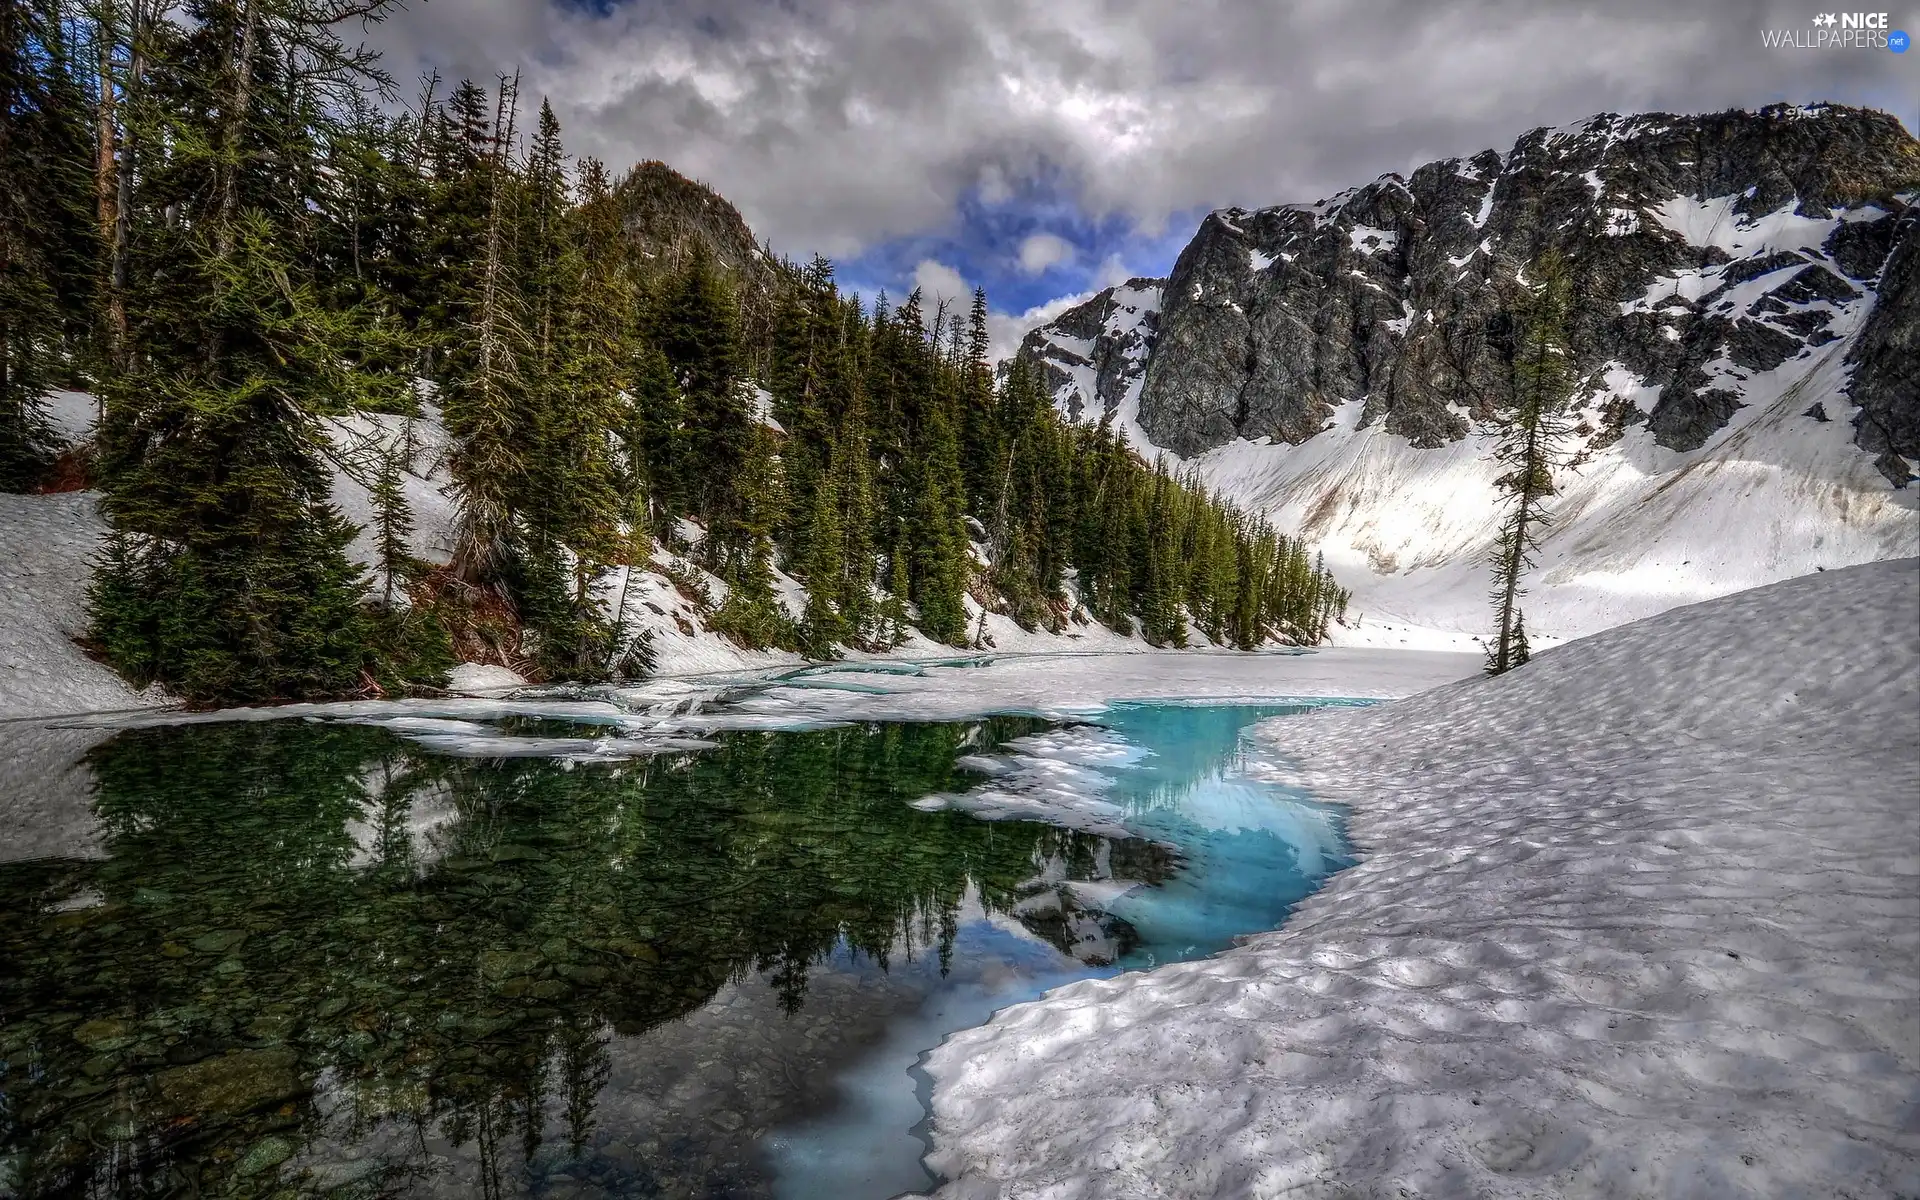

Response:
(1846, 208), (1920, 485)
(1025, 104), (1918, 467)
(1014, 104), (1919, 643)
(614, 160), (774, 287)
(1017, 280), (1163, 439)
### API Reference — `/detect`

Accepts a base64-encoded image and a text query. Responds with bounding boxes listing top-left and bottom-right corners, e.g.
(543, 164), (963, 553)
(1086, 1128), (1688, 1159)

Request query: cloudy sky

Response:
(367, 0), (1917, 355)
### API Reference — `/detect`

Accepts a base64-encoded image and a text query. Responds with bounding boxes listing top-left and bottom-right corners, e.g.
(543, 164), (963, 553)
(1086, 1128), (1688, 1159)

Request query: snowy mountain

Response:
(1019, 104), (1920, 646)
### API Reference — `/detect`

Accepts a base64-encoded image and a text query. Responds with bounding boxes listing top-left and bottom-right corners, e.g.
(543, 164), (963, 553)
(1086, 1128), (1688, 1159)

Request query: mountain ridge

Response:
(1016, 102), (1919, 645)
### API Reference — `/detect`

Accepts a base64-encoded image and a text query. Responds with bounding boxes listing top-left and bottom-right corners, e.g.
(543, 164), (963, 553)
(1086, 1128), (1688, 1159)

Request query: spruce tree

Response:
(1, 0), (97, 489)
(628, 341), (688, 530)
(89, 0), (431, 703)
(1485, 251), (1575, 676)
(656, 242), (750, 570)
(442, 73), (532, 588)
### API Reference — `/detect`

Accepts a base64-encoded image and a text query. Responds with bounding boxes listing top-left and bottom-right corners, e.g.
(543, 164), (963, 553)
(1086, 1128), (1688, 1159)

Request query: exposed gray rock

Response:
(1847, 210), (1919, 486)
(1017, 280), (1163, 426)
(1022, 104), (1918, 463)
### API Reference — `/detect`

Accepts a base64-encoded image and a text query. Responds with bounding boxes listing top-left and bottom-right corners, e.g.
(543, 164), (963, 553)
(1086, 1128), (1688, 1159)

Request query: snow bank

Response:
(926, 558), (1920, 1199)
(1191, 324), (1917, 650)
(0, 493), (163, 721)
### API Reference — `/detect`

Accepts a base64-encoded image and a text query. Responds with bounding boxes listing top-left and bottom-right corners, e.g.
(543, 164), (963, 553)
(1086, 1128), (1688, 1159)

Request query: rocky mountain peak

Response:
(614, 160), (777, 292)
(1017, 278), (1165, 431)
(1025, 104), (1917, 476)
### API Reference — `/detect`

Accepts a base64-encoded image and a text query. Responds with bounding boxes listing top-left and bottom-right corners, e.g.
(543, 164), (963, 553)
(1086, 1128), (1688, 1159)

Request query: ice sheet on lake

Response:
(925, 558), (1920, 1199)
(43, 650), (1473, 774)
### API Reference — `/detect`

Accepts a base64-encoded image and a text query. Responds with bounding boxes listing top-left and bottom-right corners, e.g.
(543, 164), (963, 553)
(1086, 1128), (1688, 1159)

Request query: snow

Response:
(1466, 184), (1496, 229)
(1601, 206), (1640, 236)
(445, 663), (527, 694)
(1248, 249), (1276, 272)
(322, 411), (460, 572)
(1182, 303), (1916, 649)
(926, 558), (1920, 1199)
(1036, 281), (1163, 452)
(1346, 225), (1398, 253)
(1650, 195), (1838, 256)
(44, 390), (99, 443)
(0, 492), (165, 721)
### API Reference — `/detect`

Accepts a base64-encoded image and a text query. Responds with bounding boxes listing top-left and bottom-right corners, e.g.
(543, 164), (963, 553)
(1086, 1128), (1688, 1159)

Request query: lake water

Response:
(0, 690), (1357, 1199)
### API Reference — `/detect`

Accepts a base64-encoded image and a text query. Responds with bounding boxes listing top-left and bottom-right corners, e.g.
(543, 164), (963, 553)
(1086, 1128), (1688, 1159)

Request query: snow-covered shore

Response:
(0, 397), (1227, 721)
(925, 557), (1920, 1198)
(0, 491), (168, 721)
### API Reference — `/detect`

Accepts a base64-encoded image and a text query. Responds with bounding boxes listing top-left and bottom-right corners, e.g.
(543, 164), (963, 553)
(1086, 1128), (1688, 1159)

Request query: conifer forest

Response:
(0, 0), (1349, 706)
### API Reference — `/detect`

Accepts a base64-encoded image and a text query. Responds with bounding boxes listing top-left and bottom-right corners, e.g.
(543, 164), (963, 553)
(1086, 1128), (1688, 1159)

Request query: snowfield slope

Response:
(926, 557), (1920, 1199)
(1020, 105), (1920, 647)
(0, 491), (166, 720)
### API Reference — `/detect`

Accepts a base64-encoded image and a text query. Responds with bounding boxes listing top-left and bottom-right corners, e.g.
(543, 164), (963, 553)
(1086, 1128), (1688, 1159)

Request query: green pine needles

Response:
(1485, 251), (1578, 676)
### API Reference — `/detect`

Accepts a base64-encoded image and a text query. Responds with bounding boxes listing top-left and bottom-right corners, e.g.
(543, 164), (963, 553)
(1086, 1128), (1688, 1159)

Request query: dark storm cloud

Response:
(366, 0), (1916, 323)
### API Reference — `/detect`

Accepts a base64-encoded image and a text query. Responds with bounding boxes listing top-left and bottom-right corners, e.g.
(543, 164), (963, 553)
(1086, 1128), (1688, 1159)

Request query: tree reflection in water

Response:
(0, 717), (1172, 1198)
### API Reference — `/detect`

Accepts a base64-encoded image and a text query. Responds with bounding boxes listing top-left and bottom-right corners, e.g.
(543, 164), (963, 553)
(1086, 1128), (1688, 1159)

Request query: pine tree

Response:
(628, 341), (687, 529)
(831, 382), (880, 646)
(89, 0), (432, 703)
(367, 426), (415, 608)
(442, 73), (531, 588)
(656, 241), (751, 570)
(894, 291), (971, 644)
(508, 102), (626, 677)
(709, 422), (791, 650)
(1486, 251), (1575, 676)
(959, 286), (999, 512)
(1, 0), (97, 489)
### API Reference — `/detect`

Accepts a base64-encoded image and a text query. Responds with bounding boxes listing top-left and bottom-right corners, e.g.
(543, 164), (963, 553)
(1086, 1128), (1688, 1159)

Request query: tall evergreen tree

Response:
(88, 0), (439, 703)
(1486, 250), (1576, 675)
(656, 241), (751, 570)
(442, 73), (531, 587)
(1, 0), (97, 489)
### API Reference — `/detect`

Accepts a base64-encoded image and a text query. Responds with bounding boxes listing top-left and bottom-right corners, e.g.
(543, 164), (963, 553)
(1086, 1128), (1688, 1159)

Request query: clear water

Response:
(0, 698), (1353, 1199)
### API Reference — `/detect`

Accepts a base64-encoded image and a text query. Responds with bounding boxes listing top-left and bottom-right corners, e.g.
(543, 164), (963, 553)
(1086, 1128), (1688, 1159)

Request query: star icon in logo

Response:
(1811, 12), (1837, 25)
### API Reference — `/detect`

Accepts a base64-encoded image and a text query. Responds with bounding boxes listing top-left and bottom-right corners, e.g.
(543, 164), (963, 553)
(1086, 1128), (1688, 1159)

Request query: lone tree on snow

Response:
(1486, 251), (1576, 676)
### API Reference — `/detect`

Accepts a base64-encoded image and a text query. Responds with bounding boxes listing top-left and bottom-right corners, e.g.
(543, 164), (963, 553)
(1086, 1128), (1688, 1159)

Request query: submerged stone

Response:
(234, 1134), (295, 1176)
(190, 929), (247, 954)
(72, 1018), (133, 1051)
(153, 1048), (303, 1117)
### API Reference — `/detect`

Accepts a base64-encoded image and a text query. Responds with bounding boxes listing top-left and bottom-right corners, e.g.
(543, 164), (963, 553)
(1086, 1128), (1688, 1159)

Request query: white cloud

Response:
(368, 0), (1887, 269)
(1089, 253), (1134, 291)
(985, 289), (1097, 367)
(912, 259), (974, 308)
(1017, 233), (1075, 275)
